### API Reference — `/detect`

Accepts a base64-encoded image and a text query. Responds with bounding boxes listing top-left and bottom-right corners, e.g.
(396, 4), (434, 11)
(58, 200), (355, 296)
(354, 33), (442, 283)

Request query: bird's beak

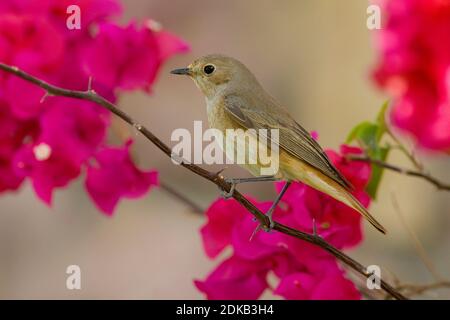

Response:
(170, 67), (192, 76)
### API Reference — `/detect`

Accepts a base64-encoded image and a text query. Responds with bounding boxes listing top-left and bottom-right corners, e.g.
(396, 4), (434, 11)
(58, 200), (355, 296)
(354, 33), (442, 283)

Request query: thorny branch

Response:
(0, 62), (406, 300)
(348, 155), (450, 191)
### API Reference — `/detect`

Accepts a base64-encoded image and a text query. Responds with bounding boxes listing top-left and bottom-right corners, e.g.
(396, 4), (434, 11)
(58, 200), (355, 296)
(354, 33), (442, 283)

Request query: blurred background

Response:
(1, 0), (449, 299)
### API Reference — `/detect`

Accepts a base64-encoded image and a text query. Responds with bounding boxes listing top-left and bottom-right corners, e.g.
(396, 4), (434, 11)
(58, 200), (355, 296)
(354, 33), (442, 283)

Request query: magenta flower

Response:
(0, 0), (122, 28)
(0, 0), (188, 214)
(200, 196), (249, 258)
(39, 99), (109, 165)
(13, 142), (82, 204)
(196, 144), (369, 300)
(82, 21), (189, 91)
(194, 256), (269, 300)
(277, 145), (371, 249)
(0, 14), (64, 72)
(274, 270), (360, 300)
(0, 100), (37, 192)
(372, 0), (450, 151)
(85, 141), (158, 215)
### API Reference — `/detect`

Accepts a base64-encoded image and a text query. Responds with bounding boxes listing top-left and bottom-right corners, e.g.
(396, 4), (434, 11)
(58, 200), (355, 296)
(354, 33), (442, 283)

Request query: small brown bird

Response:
(171, 54), (386, 234)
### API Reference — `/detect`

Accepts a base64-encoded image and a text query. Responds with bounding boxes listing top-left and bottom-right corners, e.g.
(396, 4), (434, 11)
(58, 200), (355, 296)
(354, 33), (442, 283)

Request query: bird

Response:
(171, 54), (386, 234)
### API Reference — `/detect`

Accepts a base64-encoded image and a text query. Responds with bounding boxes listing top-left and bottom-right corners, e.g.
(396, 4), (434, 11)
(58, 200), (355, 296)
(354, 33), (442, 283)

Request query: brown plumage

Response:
(172, 54), (386, 234)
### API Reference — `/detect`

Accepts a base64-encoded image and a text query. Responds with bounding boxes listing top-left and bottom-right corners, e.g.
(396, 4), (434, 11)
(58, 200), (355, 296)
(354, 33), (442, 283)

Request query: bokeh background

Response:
(1, 0), (449, 299)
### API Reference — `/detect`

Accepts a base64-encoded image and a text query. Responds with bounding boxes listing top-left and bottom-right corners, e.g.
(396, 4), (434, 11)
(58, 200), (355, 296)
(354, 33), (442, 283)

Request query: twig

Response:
(387, 129), (423, 171)
(108, 116), (204, 214)
(397, 281), (450, 297)
(159, 181), (204, 213)
(348, 155), (450, 191)
(356, 283), (386, 300)
(391, 194), (443, 281)
(0, 62), (407, 300)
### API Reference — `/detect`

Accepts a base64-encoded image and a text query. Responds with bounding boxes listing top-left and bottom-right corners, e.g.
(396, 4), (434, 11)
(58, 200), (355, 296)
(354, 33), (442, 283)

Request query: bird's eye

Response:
(203, 64), (215, 75)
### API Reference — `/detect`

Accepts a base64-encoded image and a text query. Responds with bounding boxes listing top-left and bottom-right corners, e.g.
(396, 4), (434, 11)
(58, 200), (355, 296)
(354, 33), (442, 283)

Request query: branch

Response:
(159, 181), (204, 213)
(348, 155), (450, 191)
(386, 129), (424, 171)
(0, 62), (406, 300)
(391, 193), (443, 280)
(397, 281), (450, 297)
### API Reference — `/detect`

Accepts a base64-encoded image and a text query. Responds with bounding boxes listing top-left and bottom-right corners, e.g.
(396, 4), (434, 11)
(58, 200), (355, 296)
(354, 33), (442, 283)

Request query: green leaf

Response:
(357, 123), (379, 151)
(366, 147), (390, 199)
(346, 101), (392, 199)
(375, 101), (389, 141)
(346, 121), (375, 144)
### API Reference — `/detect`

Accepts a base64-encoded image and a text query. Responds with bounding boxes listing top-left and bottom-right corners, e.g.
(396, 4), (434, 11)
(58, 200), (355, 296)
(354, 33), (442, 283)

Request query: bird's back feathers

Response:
(223, 94), (353, 190)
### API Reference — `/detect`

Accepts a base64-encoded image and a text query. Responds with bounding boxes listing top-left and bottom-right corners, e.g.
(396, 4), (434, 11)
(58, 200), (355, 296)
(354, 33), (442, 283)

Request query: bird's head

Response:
(171, 54), (257, 99)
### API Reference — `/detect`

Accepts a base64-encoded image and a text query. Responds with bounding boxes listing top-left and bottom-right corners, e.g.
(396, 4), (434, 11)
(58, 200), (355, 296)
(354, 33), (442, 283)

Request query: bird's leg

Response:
(251, 181), (292, 238)
(265, 181), (291, 228)
(226, 176), (280, 184)
(220, 175), (279, 199)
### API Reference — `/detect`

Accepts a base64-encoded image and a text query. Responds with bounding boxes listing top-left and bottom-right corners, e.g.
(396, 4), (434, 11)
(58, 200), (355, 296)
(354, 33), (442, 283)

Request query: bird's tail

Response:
(289, 165), (387, 234)
(315, 177), (387, 234)
(281, 155), (387, 234)
(342, 191), (387, 234)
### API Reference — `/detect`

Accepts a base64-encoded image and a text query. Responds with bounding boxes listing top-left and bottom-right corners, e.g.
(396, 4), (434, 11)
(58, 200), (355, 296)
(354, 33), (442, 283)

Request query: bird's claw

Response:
(250, 216), (275, 241)
(220, 178), (236, 200)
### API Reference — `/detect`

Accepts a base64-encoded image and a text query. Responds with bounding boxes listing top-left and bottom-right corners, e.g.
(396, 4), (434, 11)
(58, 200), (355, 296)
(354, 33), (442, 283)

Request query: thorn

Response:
(87, 76), (96, 94)
(250, 222), (265, 241)
(249, 225), (260, 241)
(215, 166), (228, 176)
(40, 92), (52, 103)
(133, 123), (143, 133)
(171, 152), (184, 165)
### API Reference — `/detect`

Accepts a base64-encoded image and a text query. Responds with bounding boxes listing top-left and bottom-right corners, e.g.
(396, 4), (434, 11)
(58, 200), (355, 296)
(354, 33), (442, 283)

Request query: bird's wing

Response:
(223, 94), (353, 190)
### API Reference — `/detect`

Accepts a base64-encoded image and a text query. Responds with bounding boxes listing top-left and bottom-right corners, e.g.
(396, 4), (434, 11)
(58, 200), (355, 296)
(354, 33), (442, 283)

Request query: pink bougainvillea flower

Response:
(47, 0), (122, 30)
(0, 0), (187, 214)
(0, 14), (64, 72)
(8, 98), (109, 205)
(197, 143), (370, 300)
(0, 0), (122, 28)
(328, 145), (371, 189)
(0, 100), (37, 192)
(197, 196), (361, 300)
(194, 255), (270, 300)
(231, 205), (289, 261)
(83, 21), (189, 91)
(372, 0), (450, 151)
(275, 145), (370, 249)
(3, 76), (49, 119)
(274, 269), (361, 300)
(200, 197), (249, 258)
(39, 98), (109, 165)
(85, 141), (158, 215)
(0, 159), (23, 192)
(13, 142), (81, 204)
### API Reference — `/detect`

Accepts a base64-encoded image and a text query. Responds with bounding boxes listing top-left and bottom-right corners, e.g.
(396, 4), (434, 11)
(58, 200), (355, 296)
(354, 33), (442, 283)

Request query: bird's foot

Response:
(220, 178), (236, 200)
(219, 176), (279, 200)
(250, 210), (275, 241)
